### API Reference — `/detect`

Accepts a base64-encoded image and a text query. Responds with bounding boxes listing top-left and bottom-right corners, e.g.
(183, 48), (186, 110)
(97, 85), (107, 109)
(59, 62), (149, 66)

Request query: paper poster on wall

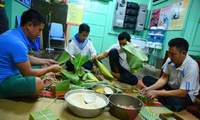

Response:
(149, 9), (161, 28)
(168, 0), (190, 30)
(67, 3), (84, 26)
(158, 5), (173, 29)
(66, 0), (85, 26)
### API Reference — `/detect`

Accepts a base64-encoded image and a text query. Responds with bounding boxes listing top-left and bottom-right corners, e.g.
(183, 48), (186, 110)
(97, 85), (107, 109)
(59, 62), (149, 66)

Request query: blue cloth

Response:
(0, 26), (30, 83)
(72, 33), (88, 50)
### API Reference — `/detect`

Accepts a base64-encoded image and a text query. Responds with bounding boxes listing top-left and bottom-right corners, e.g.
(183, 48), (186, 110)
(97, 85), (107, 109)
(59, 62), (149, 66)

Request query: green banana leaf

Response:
(82, 73), (88, 81)
(96, 60), (114, 81)
(121, 42), (148, 73)
(71, 53), (90, 70)
(82, 81), (109, 88)
(56, 80), (70, 92)
(75, 67), (85, 77)
(86, 73), (99, 82)
(61, 71), (80, 85)
(57, 51), (71, 65)
(70, 84), (86, 90)
(82, 72), (99, 82)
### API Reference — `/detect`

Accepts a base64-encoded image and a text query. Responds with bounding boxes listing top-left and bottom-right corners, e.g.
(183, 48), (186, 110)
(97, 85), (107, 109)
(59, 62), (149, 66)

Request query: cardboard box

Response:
(29, 109), (59, 120)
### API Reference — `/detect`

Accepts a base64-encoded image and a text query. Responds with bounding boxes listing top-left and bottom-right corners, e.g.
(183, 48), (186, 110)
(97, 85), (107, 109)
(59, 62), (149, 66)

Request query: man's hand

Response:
(45, 59), (58, 66)
(92, 65), (98, 75)
(134, 46), (139, 48)
(141, 87), (151, 94)
(49, 65), (61, 73)
(92, 55), (97, 63)
(144, 90), (159, 99)
(70, 57), (75, 61)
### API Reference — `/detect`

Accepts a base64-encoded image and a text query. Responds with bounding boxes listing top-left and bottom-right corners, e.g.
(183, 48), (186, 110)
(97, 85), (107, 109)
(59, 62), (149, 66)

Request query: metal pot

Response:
(91, 84), (118, 96)
(64, 89), (109, 118)
(109, 94), (143, 120)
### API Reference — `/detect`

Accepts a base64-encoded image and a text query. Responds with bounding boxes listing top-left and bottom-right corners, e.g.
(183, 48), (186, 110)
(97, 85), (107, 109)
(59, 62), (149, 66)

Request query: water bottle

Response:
(150, 26), (157, 34)
(147, 33), (155, 42)
(156, 26), (165, 35)
(154, 33), (164, 44)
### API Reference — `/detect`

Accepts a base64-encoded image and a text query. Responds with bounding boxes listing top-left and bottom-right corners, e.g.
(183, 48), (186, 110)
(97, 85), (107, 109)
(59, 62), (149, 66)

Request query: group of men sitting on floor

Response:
(0, 9), (199, 112)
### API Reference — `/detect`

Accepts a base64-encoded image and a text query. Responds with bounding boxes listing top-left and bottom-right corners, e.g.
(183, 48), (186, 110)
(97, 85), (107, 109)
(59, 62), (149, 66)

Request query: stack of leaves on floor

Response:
(50, 53), (112, 96)
(29, 109), (59, 120)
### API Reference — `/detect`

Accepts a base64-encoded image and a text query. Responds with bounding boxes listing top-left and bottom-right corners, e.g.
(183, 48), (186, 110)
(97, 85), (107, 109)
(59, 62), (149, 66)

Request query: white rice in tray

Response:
(67, 93), (106, 109)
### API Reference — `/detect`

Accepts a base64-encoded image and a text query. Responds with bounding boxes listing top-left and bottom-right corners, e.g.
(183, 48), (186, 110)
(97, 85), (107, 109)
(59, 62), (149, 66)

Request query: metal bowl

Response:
(108, 94), (143, 120)
(64, 89), (109, 118)
(91, 84), (118, 96)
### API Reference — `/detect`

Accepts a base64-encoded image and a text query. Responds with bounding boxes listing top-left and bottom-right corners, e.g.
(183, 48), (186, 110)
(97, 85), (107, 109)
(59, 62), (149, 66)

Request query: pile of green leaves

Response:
(56, 53), (108, 91)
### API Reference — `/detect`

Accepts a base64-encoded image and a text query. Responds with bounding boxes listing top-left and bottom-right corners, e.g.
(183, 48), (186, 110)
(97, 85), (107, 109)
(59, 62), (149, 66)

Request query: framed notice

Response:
(15, 0), (31, 8)
(168, 0), (190, 30)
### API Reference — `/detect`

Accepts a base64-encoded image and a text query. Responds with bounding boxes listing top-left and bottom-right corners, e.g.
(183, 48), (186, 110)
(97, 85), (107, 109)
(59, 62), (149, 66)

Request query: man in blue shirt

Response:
(0, 9), (61, 99)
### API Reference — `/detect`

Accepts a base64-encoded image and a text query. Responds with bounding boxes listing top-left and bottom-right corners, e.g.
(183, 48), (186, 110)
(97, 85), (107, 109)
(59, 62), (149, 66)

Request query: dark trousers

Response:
(142, 76), (193, 112)
(108, 49), (138, 85)
(65, 60), (93, 71)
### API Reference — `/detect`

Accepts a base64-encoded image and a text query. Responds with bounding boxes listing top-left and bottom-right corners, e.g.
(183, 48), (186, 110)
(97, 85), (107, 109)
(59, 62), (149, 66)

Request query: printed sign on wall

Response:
(67, 0), (85, 26)
(158, 5), (173, 30)
(168, 0), (190, 30)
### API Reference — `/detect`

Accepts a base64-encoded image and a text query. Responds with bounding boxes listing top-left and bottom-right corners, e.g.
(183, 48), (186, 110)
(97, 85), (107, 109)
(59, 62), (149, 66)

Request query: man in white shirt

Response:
(95, 32), (138, 85)
(65, 23), (97, 72)
(141, 38), (199, 112)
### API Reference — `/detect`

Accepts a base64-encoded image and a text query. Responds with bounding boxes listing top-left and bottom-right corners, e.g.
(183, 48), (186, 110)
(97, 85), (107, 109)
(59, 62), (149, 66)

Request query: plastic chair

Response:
(16, 15), (40, 53)
(47, 22), (66, 53)
(16, 15), (21, 27)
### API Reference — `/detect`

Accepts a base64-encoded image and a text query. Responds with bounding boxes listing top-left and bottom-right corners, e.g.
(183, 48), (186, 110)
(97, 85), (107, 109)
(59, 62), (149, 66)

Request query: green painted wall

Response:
(5, 0), (200, 56)
(69, 0), (152, 54)
(5, 0), (28, 29)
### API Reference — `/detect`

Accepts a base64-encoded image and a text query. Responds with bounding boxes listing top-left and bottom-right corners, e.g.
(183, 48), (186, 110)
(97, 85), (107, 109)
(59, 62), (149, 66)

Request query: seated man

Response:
(94, 32), (138, 85)
(0, 9), (61, 99)
(65, 23), (97, 73)
(141, 38), (199, 112)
